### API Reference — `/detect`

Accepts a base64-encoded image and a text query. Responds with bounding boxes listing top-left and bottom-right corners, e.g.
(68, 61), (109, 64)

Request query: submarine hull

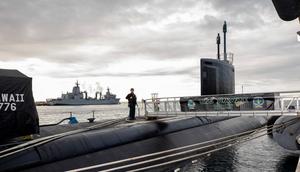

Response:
(0, 116), (268, 172)
(272, 116), (300, 154)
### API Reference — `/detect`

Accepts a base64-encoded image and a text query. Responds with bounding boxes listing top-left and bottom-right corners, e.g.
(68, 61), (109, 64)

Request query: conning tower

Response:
(201, 21), (235, 95)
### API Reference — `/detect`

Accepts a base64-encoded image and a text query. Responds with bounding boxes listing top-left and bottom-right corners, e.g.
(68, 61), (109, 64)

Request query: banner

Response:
(180, 93), (277, 112)
(0, 69), (39, 141)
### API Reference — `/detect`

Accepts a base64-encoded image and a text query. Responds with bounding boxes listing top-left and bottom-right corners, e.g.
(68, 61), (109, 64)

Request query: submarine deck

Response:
(0, 116), (271, 172)
(39, 116), (179, 138)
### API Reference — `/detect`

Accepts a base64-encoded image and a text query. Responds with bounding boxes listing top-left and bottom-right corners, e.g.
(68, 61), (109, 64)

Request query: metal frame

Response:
(143, 91), (300, 117)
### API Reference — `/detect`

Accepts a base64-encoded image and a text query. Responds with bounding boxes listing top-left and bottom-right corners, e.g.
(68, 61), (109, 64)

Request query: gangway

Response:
(143, 91), (300, 117)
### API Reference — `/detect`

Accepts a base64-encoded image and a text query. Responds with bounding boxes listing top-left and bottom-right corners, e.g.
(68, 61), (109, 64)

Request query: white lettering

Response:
(0, 93), (25, 111)
(11, 103), (16, 111)
(9, 94), (15, 102)
(1, 94), (8, 102)
(15, 94), (20, 102)
(0, 93), (24, 112)
(0, 103), (18, 111)
(20, 94), (24, 102)
(4, 103), (9, 111)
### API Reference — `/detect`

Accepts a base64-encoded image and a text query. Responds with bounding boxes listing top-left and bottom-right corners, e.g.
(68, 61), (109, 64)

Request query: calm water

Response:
(37, 104), (298, 172)
(181, 135), (298, 172)
(37, 103), (131, 124)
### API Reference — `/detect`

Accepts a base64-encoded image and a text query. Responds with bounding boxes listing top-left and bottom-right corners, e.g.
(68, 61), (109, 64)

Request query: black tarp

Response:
(0, 69), (39, 141)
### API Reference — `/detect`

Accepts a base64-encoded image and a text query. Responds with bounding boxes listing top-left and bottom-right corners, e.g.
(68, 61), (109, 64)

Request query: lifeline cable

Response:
(67, 116), (300, 172)
(126, 118), (300, 172)
(0, 115), (184, 158)
(0, 116), (189, 159)
(0, 118), (126, 159)
(68, 124), (268, 172)
(104, 120), (297, 172)
(128, 123), (291, 172)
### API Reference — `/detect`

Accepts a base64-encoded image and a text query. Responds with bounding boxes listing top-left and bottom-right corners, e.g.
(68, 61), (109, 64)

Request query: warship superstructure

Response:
(46, 81), (120, 105)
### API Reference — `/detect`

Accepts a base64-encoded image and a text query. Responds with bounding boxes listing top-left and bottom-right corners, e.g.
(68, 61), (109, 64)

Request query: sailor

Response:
(126, 88), (137, 120)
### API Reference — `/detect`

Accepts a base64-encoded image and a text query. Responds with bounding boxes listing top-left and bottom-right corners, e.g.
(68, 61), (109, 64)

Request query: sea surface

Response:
(37, 104), (298, 172)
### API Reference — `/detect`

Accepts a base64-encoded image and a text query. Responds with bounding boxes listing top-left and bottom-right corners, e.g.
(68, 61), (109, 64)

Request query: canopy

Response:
(0, 69), (39, 141)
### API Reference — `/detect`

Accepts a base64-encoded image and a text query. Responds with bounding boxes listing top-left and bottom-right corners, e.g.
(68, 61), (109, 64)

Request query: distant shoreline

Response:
(35, 101), (48, 106)
(35, 101), (132, 106)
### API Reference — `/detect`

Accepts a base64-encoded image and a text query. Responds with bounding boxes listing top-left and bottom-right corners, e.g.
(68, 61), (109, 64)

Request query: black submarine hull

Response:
(272, 116), (300, 154)
(0, 116), (268, 172)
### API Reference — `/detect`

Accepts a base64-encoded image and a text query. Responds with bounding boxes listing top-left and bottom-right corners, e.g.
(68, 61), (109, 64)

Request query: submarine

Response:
(0, 21), (298, 172)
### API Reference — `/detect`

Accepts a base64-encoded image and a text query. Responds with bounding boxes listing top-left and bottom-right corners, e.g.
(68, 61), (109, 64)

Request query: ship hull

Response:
(47, 99), (120, 105)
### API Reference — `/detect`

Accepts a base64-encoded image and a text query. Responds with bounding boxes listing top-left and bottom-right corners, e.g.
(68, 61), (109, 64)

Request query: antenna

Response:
(216, 33), (221, 60)
(223, 21), (227, 61)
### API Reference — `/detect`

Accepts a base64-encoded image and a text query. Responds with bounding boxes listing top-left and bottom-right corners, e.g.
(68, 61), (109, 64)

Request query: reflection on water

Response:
(202, 148), (237, 172)
(180, 135), (298, 172)
(276, 155), (298, 172)
(180, 148), (237, 172)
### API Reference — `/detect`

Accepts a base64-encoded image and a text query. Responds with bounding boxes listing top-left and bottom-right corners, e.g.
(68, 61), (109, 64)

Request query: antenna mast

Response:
(223, 21), (227, 61)
(216, 33), (221, 60)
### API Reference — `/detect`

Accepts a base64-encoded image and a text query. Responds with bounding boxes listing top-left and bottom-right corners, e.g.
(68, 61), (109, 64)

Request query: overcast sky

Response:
(0, 0), (299, 101)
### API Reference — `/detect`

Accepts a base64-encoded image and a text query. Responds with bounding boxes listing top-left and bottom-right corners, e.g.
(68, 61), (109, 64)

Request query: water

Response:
(180, 135), (298, 172)
(36, 104), (298, 172)
(37, 103), (131, 125)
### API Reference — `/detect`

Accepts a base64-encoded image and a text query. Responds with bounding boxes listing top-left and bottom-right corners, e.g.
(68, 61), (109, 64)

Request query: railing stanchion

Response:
(297, 97), (299, 111)
(143, 99), (148, 117)
(281, 98), (284, 111)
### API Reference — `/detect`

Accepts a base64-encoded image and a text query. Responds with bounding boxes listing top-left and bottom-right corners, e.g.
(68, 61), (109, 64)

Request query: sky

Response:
(0, 0), (299, 101)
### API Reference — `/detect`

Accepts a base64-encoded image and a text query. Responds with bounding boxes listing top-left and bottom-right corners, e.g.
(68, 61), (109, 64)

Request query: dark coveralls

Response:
(126, 93), (137, 120)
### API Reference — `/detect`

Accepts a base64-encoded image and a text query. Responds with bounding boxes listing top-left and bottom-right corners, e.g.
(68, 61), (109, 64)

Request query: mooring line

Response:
(67, 117), (300, 172)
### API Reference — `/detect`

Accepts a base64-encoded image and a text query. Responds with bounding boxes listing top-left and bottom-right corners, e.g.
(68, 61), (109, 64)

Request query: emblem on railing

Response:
(253, 97), (264, 108)
(187, 99), (196, 110)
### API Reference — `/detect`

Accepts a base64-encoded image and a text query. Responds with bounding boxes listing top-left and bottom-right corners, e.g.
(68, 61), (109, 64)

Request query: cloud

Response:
(42, 64), (199, 78)
(0, 0), (299, 85)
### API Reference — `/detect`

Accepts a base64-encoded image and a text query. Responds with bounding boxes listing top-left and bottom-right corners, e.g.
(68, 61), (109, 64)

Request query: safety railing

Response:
(143, 91), (300, 117)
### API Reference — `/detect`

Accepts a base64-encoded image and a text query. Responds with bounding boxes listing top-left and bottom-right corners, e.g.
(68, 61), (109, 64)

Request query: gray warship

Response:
(46, 81), (120, 105)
